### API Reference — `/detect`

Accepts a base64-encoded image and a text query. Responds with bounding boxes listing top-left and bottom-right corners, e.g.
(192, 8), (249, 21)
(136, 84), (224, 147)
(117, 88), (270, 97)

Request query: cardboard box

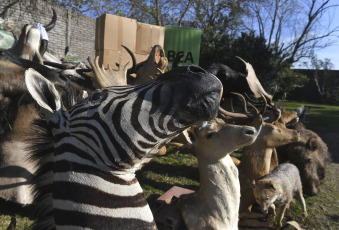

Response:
(95, 49), (149, 69)
(135, 22), (165, 54)
(95, 14), (137, 52)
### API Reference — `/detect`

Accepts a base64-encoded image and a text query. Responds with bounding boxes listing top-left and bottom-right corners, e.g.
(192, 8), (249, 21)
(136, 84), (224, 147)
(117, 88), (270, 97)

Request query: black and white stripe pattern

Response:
(27, 66), (222, 230)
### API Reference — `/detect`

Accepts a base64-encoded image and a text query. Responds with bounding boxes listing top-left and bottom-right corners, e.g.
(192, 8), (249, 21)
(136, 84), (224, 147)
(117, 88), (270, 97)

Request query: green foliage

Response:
(309, 56), (339, 104)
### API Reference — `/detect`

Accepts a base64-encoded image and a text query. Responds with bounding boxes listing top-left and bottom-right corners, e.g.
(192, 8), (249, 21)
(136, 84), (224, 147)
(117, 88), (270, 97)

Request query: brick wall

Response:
(0, 0), (95, 60)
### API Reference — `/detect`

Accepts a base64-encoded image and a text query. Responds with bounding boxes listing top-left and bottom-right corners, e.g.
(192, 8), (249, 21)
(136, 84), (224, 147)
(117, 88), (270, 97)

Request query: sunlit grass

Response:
(280, 101), (339, 132)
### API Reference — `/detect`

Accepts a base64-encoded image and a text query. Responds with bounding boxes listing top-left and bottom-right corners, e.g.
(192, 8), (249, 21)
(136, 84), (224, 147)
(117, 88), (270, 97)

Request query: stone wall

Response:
(0, 0), (95, 60)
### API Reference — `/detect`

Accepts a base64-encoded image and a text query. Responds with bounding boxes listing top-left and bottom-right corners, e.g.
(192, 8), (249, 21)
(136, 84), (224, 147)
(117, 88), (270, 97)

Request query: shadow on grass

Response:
(0, 198), (35, 219)
(137, 159), (200, 207)
(138, 160), (199, 182)
(327, 214), (339, 222)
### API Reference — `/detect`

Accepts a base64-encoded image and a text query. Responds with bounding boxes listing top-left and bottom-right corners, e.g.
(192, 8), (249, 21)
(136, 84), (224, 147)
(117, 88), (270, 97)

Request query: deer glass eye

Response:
(206, 132), (214, 139)
(270, 126), (276, 130)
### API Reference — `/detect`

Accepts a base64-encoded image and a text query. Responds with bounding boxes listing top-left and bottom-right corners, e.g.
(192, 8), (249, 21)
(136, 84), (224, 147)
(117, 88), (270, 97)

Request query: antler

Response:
(218, 93), (266, 128)
(122, 45), (137, 75)
(231, 92), (249, 113)
(88, 56), (128, 87)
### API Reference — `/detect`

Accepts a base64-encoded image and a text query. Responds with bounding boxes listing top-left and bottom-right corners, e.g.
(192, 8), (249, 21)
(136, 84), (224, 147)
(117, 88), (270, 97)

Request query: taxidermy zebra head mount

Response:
(25, 65), (222, 171)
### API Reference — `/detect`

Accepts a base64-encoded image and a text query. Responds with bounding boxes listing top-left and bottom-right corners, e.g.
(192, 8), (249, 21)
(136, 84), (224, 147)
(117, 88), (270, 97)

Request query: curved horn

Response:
(122, 45), (137, 75)
(44, 8), (57, 31)
(231, 92), (248, 113)
(271, 85), (277, 98)
(236, 56), (274, 106)
(39, 39), (48, 57)
(235, 56), (247, 65)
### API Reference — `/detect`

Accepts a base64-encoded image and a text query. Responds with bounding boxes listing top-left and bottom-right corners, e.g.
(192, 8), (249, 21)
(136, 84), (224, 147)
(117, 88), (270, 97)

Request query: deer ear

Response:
(265, 181), (276, 190)
(307, 137), (318, 150)
(187, 128), (196, 143)
(25, 68), (61, 113)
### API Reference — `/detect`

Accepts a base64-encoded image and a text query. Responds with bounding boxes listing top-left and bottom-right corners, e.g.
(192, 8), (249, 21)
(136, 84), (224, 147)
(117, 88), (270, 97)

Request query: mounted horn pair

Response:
(236, 56), (274, 107)
(88, 56), (128, 87)
(218, 92), (267, 126)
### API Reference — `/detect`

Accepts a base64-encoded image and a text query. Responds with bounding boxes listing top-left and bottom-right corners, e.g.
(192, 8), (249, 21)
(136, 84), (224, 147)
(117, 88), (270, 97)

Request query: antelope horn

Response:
(271, 85), (277, 98)
(236, 56), (274, 106)
(44, 8), (57, 31)
(235, 56), (247, 64)
(157, 68), (164, 74)
(231, 92), (248, 113)
(39, 39), (48, 57)
(122, 45), (137, 75)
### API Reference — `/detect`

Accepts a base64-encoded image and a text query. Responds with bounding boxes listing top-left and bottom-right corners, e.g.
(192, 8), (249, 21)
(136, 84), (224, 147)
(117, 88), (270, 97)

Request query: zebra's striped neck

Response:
(30, 118), (158, 230)
(52, 159), (156, 229)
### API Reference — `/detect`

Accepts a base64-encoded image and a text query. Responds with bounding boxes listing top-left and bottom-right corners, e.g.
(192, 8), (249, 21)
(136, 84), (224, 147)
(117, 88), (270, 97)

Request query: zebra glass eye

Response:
(90, 91), (103, 101)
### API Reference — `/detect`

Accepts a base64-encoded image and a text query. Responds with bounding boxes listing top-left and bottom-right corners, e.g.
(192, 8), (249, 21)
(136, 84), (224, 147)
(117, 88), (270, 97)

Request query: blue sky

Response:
(295, 4), (339, 69)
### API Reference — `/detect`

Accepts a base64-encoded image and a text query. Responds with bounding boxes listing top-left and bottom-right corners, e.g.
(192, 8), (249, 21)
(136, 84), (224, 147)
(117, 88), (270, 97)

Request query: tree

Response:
(309, 55), (338, 103)
(245, 0), (339, 65)
(49, 0), (119, 16)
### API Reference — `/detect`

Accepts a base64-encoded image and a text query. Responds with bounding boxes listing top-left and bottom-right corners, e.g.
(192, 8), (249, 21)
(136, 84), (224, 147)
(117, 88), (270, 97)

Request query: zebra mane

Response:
(27, 118), (56, 229)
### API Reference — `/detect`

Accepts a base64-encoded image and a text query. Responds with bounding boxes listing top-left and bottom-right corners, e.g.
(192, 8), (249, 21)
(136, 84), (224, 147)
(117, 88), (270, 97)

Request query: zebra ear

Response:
(25, 68), (61, 113)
